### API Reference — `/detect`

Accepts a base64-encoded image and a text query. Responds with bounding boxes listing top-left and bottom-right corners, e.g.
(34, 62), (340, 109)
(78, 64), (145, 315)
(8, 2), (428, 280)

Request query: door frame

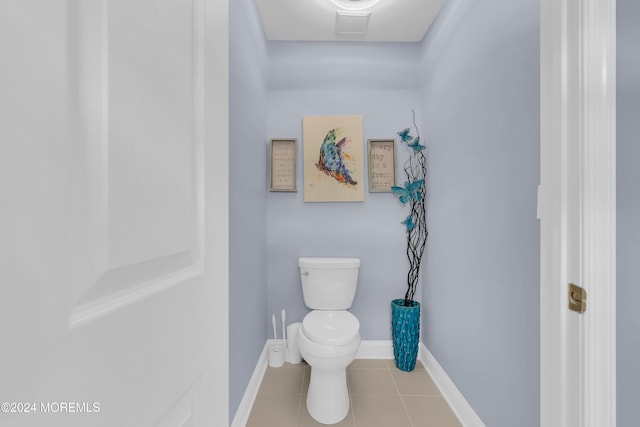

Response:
(540, 0), (616, 425)
(205, 0), (230, 424)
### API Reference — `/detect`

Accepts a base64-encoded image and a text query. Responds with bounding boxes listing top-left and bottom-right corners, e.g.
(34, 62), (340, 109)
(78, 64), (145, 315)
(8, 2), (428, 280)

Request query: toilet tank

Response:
(298, 257), (360, 310)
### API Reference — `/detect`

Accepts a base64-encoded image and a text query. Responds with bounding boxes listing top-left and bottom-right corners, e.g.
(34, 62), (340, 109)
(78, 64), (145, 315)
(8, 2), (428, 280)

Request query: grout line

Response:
(387, 361), (416, 427)
(296, 393), (303, 425)
(348, 392), (356, 427)
(347, 369), (358, 427)
(298, 365), (304, 394)
(297, 367), (303, 422)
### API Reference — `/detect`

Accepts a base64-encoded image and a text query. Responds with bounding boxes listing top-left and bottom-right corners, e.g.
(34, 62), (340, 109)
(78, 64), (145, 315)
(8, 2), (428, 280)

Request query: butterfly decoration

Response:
(398, 128), (426, 153)
(401, 215), (416, 232)
(316, 128), (357, 186)
(397, 128), (414, 143)
(392, 112), (429, 306)
(391, 179), (424, 205)
(407, 136), (426, 153)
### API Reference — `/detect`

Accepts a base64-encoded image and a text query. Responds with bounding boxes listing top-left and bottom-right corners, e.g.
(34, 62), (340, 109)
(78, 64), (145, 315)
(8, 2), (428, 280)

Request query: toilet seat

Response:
(302, 311), (359, 346)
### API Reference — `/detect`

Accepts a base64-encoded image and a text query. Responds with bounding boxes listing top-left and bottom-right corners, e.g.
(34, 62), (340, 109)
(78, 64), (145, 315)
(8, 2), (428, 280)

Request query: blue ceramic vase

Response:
(391, 299), (421, 372)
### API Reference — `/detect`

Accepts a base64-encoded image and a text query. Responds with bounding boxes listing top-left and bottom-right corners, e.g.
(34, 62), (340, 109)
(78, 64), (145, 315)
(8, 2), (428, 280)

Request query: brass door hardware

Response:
(568, 283), (587, 313)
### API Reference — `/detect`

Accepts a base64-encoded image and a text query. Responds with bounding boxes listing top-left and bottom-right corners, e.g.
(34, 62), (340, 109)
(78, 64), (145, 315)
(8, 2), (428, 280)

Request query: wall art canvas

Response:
(269, 138), (297, 192)
(367, 139), (396, 192)
(303, 115), (365, 202)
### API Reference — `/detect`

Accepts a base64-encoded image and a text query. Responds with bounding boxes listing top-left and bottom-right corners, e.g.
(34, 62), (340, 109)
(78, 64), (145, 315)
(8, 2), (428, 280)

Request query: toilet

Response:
(297, 257), (361, 425)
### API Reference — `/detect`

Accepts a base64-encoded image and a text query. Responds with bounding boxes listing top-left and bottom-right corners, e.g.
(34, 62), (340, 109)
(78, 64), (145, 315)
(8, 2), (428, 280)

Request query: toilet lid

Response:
(302, 311), (360, 346)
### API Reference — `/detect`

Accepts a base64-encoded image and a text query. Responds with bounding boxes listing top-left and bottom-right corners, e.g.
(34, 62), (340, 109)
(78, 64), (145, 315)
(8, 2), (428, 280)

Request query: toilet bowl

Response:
(297, 257), (361, 425)
(298, 310), (360, 425)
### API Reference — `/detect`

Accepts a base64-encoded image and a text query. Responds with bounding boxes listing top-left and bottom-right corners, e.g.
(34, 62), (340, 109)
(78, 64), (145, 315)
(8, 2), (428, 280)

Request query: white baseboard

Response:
(230, 342), (269, 427)
(419, 342), (485, 427)
(356, 340), (395, 359)
(231, 340), (484, 427)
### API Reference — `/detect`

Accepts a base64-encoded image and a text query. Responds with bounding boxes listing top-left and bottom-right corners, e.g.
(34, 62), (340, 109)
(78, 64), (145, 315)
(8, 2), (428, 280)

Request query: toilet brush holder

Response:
(268, 344), (285, 368)
(286, 322), (302, 364)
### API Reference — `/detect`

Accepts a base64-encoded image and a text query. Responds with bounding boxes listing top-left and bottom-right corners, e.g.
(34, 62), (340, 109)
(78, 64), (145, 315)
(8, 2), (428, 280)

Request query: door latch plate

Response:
(568, 283), (587, 313)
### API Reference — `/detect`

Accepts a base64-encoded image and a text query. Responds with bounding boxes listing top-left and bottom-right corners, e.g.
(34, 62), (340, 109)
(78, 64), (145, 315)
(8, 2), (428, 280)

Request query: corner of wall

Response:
(229, 0), (270, 420)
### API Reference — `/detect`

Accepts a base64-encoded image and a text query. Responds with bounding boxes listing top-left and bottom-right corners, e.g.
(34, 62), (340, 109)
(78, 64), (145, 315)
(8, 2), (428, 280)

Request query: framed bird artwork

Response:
(302, 115), (365, 202)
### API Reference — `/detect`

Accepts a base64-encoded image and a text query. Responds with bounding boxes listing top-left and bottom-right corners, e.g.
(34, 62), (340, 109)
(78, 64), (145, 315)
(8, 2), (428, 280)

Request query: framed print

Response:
(269, 138), (297, 192)
(367, 139), (396, 192)
(303, 115), (364, 202)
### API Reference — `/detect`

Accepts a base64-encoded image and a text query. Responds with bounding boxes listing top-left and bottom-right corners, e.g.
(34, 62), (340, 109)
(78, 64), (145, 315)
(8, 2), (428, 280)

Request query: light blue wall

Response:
(617, 1), (640, 425)
(229, 0), (269, 419)
(266, 42), (423, 338)
(419, 1), (540, 426)
(233, 1), (540, 425)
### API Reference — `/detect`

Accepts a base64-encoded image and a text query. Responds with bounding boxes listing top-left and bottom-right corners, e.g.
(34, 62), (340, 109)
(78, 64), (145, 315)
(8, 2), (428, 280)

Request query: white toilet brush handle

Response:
(272, 314), (277, 343)
(281, 309), (287, 350)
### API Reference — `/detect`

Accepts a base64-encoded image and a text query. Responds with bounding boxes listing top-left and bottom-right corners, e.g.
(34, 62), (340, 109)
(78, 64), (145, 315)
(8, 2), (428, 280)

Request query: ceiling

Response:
(254, 0), (447, 43)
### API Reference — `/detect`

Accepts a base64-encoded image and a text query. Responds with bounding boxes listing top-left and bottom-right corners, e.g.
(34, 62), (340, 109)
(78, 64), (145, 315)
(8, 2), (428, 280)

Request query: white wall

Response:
(617, 1), (640, 425)
(419, 0), (540, 425)
(229, 0), (269, 419)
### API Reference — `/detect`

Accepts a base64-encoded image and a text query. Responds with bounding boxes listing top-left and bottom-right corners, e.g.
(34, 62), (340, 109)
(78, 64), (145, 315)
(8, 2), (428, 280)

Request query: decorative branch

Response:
(391, 111), (428, 307)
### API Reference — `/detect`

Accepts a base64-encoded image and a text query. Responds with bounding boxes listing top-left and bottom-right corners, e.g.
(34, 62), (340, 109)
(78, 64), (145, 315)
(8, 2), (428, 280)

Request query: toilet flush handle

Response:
(302, 271), (310, 277)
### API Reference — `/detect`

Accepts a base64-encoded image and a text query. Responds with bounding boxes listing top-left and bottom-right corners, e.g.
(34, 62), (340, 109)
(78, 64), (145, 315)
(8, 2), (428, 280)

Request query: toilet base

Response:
(297, 314), (360, 425)
(306, 367), (349, 424)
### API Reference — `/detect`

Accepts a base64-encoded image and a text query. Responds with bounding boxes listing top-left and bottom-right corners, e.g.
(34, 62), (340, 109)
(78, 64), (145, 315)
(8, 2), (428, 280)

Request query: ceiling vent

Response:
(335, 10), (371, 36)
(330, 0), (381, 11)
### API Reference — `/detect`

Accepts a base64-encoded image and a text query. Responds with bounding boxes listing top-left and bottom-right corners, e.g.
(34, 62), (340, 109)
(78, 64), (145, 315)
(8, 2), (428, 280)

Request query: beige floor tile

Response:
(246, 393), (301, 427)
(351, 395), (413, 427)
(301, 366), (311, 393)
(402, 396), (462, 427)
(297, 400), (356, 427)
(347, 368), (397, 396)
(249, 360), (460, 427)
(348, 359), (389, 369)
(390, 367), (441, 396)
(384, 359), (396, 368)
(259, 365), (305, 394)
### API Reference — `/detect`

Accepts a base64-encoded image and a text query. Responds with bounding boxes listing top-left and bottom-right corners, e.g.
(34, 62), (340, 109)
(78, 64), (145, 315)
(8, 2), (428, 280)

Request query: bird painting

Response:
(315, 128), (358, 187)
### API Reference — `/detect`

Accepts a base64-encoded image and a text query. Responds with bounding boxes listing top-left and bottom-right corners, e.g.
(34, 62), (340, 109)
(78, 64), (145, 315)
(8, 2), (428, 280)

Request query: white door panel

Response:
(1, 1), (228, 426)
(69, 0), (204, 324)
(105, 0), (195, 271)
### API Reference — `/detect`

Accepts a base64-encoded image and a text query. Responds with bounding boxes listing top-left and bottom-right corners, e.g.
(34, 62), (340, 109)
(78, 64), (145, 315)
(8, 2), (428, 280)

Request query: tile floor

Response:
(246, 359), (462, 427)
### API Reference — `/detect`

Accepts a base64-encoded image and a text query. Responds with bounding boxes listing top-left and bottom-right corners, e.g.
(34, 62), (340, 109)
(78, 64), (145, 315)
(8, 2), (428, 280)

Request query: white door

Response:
(0, 1), (229, 426)
(540, 0), (615, 426)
